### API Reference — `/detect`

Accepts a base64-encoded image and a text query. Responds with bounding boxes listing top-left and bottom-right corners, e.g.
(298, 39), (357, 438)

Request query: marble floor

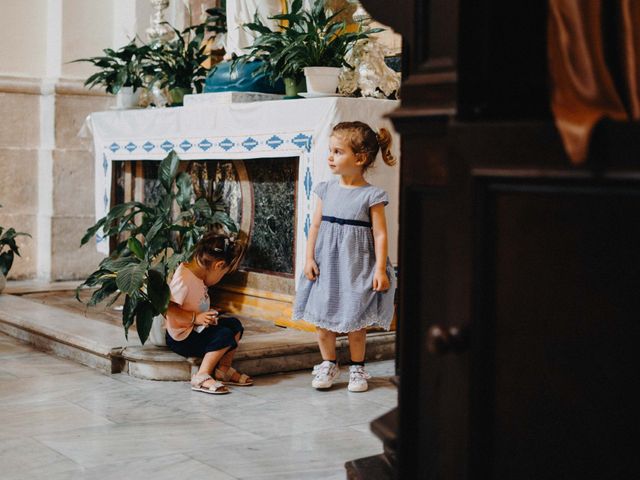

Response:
(0, 332), (397, 480)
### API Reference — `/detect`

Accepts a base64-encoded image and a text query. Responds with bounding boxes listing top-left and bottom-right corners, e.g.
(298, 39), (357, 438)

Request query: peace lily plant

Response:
(77, 151), (236, 344)
(0, 205), (31, 292)
(232, 0), (382, 96)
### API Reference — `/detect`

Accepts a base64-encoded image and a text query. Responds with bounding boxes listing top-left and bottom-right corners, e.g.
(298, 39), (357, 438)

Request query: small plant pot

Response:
(304, 67), (341, 95)
(283, 77), (307, 98)
(115, 87), (141, 109)
(148, 314), (167, 346)
(168, 87), (192, 106)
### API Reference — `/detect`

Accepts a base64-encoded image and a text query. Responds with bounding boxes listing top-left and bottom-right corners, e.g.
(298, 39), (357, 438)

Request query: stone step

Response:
(0, 292), (396, 381)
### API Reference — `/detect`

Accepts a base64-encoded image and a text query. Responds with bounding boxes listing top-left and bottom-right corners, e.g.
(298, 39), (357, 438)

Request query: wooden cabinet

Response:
(355, 1), (640, 478)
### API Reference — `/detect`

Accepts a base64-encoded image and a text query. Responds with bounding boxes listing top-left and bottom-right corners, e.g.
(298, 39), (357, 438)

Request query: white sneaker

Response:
(311, 360), (340, 389)
(348, 365), (371, 392)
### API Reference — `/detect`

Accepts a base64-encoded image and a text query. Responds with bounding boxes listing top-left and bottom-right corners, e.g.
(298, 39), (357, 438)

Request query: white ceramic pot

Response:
(115, 86), (141, 109)
(303, 66), (341, 94)
(0, 271), (6, 293)
(148, 314), (167, 346)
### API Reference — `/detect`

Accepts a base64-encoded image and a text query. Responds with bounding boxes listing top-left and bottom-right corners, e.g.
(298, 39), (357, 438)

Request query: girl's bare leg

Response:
(216, 333), (252, 382)
(347, 328), (367, 363)
(196, 347), (230, 388)
(317, 327), (338, 361)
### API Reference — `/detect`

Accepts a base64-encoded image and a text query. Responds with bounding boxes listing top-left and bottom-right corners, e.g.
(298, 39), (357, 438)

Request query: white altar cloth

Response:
(83, 97), (400, 282)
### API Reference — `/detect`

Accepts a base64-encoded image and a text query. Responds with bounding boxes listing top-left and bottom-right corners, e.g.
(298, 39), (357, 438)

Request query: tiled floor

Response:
(0, 332), (396, 480)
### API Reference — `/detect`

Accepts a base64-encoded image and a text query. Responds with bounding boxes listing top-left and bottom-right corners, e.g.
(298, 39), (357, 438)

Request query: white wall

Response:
(0, 0), (48, 78)
(61, 0), (116, 79)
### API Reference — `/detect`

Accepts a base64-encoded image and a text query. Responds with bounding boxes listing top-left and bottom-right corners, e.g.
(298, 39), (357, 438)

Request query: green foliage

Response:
(72, 41), (150, 94)
(232, 0), (383, 84)
(77, 151), (237, 344)
(0, 205), (31, 277)
(144, 21), (210, 97)
(205, 1), (227, 35)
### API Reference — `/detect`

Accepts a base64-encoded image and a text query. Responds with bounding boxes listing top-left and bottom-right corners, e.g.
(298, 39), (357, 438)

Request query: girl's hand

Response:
(195, 310), (218, 326)
(304, 259), (319, 281)
(373, 270), (390, 292)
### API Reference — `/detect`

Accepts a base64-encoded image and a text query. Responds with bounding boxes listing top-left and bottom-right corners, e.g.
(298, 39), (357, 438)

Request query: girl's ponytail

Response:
(376, 128), (396, 166)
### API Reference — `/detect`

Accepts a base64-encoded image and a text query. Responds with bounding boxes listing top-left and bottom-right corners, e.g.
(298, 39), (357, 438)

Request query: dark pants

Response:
(166, 316), (244, 358)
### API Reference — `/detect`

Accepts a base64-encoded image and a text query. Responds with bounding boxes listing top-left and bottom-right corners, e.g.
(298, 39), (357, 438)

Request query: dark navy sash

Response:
(322, 215), (372, 228)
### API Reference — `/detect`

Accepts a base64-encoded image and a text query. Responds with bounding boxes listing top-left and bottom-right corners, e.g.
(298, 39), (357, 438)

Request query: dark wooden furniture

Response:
(349, 1), (640, 478)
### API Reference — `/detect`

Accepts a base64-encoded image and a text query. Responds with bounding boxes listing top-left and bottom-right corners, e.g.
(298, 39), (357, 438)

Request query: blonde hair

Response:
(332, 121), (397, 171)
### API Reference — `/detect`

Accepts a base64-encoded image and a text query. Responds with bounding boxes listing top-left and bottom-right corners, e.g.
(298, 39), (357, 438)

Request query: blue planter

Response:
(204, 61), (284, 94)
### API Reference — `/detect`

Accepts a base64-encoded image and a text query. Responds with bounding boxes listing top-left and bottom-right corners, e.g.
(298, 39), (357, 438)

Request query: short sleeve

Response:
(314, 181), (328, 200)
(169, 269), (188, 306)
(369, 188), (389, 208)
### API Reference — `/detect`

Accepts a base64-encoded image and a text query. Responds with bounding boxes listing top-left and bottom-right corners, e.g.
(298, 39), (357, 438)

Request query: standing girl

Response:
(166, 230), (253, 394)
(293, 121), (397, 392)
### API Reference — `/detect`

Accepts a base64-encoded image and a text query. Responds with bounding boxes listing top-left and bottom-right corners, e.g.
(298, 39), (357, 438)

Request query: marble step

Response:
(0, 293), (396, 381)
(0, 293), (138, 374)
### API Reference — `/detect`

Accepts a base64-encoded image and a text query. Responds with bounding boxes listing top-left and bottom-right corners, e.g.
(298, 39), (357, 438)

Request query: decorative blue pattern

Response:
(266, 135), (284, 149)
(160, 140), (174, 152)
(291, 133), (312, 152)
(109, 142), (120, 153)
(242, 137), (258, 151)
(219, 138), (235, 151)
(103, 192), (109, 209)
(198, 139), (213, 151)
(304, 214), (311, 239)
(180, 140), (193, 151)
(125, 142), (136, 152)
(143, 141), (155, 152)
(304, 167), (313, 200)
(102, 154), (108, 175)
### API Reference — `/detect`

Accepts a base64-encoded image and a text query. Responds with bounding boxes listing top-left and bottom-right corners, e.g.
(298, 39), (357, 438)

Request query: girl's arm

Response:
(371, 203), (391, 291)
(304, 199), (323, 280)
(166, 302), (218, 327)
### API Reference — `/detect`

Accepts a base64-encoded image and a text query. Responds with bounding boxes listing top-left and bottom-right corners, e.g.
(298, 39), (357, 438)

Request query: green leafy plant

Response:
(232, 0), (382, 85)
(144, 21), (210, 100)
(0, 205), (31, 277)
(205, 1), (227, 36)
(73, 40), (150, 94)
(77, 151), (237, 344)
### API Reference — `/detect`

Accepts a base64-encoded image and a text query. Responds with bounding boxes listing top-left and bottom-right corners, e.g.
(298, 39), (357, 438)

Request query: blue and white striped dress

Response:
(293, 180), (397, 333)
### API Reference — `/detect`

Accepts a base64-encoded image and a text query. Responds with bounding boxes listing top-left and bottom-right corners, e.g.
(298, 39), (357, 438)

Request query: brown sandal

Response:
(214, 367), (253, 386)
(190, 374), (230, 394)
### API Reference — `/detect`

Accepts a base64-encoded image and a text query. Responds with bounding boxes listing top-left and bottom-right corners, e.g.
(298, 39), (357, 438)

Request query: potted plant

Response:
(233, 0), (382, 96)
(73, 40), (149, 108)
(144, 20), (210, 106)
(76, 151), (237, 344)
(0, 205), (31, 293)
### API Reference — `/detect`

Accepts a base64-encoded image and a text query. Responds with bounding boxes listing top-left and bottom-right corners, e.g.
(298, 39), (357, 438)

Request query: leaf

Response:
(0, 251), (13, 276)
(135, 301), (156, 345)
(147, 269), (170, 314)
(122, 295), (137, 339)
(116, 261), (148, 295)
(80, 218), (106, 246)
(145, 218), (165, 244)
(127, 237), (145, 260)
(87, 281), (119, 307)
(158, 151), (181, 192)
(175, 172), (193, 210)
